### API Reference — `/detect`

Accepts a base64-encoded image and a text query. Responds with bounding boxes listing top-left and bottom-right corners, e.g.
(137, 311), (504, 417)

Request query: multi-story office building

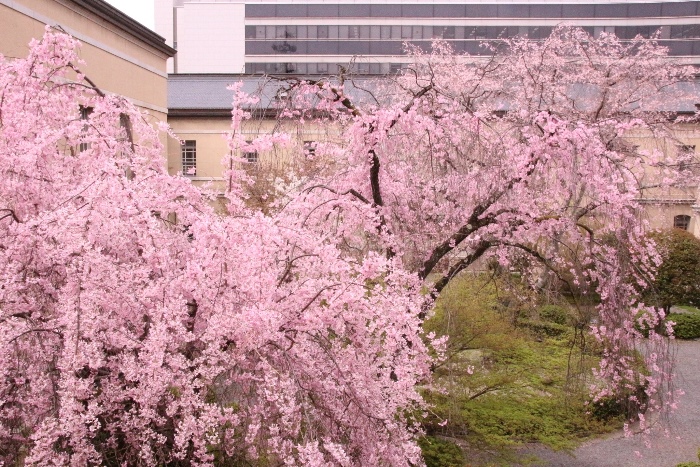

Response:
(156, 0), (700, 74)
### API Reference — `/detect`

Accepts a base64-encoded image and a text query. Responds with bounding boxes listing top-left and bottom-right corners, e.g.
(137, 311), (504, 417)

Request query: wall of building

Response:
(175, 2), (246, 73)
(167, 114), (335, 191)
(1, 0), (172, 122)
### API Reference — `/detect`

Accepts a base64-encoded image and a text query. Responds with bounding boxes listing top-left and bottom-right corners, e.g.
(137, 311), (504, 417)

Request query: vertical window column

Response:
(182, 140), (197, 176)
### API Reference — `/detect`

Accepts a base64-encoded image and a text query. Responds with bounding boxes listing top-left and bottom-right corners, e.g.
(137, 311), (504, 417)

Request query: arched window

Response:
(674, 214), (691, 230)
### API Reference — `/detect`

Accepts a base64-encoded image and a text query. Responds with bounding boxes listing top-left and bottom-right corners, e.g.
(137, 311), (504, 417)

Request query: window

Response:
(678, 144), (696, 171)
(244, 142), (258, 163)
(78, 106), (93, 152)
(182, 140), (196, 176)
(674, 214), (691, 230)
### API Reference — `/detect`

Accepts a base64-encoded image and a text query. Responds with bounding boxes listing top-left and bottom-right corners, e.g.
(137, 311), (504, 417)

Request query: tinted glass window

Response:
(561, 4), (595, 18)
(530, 26), (552, 39)
(530, 4), (560, 18)
(370, 4), (398, 17)
(664, 40), (693, 55)
(339, 4), (371, 17)
(487, 26), (506, 39)
(472, 26), (487, 39)
(628, 3), (662, 17)
(412, 41), (432, 52)
(308, 5), (339, 17)
(339, 41), (370, 55)
(466, 4), (498, 17)
(271, 41), (303, 54)
(498, 5), (529, 17)
(245, 26), (256, 39)
(402, 5), (433, 17)
(370, 41), (403, 55)
(463, 42), (484, 54)
(245, 4), (275, 17)
(594, 4), (628, 18)
(276, 4), (307, 17)
(380, 26), (391, 39)
(245, 41), (271, 54)
(306, 41), (339, 55)
(661, 2), (697, 16)
(434, 5), (466, 17)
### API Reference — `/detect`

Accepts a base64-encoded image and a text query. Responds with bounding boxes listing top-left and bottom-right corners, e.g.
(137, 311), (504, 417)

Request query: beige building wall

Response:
(626, 124), (700, 235)
(167, 115), (333, 191)
(170, 110), (700, 238)
(0, 0), (174, 124)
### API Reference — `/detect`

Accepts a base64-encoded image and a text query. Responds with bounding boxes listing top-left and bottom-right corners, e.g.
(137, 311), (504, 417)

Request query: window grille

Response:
(182, 140), (197, 176)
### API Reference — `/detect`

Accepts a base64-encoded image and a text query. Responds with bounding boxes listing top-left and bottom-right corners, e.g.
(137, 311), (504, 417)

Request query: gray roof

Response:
(168, 74), (700, 114)
(168, 75), (282, 110)
(168, 74), (381, 115)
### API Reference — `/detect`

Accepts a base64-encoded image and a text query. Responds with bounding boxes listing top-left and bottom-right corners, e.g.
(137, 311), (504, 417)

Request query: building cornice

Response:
(69, 0), (176, 57)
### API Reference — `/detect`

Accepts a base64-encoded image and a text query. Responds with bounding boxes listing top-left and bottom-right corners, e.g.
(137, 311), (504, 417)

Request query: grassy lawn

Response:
(420, 273), (624, 466)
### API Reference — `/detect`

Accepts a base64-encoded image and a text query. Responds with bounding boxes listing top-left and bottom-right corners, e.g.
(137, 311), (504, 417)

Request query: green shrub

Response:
(647, 229), (700, 312)
(668, 313), (700, 340)
(539, 304), (570, 325)
(418, 436), (464, 467)
(634, 312), (700, 340)
(675, 463), (700, 467)
(517, 319), (568, 337)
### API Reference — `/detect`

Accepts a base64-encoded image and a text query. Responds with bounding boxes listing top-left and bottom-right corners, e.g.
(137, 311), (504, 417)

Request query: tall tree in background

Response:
(235, 26), (698, 422)
(0, 29), (433, 465)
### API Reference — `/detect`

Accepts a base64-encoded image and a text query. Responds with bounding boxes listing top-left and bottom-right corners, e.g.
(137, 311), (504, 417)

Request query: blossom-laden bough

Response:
(0, 28), (433, 465)
(233, 26), (699, 440)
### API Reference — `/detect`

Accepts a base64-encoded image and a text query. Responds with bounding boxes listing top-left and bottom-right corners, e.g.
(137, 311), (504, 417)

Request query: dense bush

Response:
(668, 313), (700, 340)
(647, 229), (700, 312)
(418, 437), (464, 467)
(518, 319), (569, 337)
(636, 311), (700, 340)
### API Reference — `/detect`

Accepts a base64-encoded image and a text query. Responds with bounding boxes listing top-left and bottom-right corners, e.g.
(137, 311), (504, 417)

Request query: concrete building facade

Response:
(156, 0), (700, 74)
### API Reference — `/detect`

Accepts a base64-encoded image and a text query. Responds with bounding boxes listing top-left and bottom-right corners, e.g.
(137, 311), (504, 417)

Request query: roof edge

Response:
(73, 0), (176, 57)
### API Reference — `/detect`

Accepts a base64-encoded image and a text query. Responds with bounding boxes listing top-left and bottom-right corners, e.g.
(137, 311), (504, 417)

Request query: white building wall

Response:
(154, 0), (175, 72)
(176, 3), (246, 73)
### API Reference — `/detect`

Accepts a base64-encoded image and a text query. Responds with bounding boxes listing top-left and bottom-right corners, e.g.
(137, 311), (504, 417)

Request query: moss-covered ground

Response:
(420, 273), (624, 466)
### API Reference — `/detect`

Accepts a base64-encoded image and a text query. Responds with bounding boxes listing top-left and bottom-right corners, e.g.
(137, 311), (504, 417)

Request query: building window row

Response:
(246, 62), (406, 75)
(246, 39), (700, 56)
(246, 2), (700, 19)
(246, 24), (700, 41)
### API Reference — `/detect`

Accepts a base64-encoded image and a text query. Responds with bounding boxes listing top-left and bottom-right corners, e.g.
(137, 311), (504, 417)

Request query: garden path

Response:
(516, 339), (700, 467)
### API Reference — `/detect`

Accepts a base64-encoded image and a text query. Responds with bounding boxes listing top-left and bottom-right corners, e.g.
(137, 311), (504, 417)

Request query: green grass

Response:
(676, 305), (700, 314)
(421, 273), (622, 465)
